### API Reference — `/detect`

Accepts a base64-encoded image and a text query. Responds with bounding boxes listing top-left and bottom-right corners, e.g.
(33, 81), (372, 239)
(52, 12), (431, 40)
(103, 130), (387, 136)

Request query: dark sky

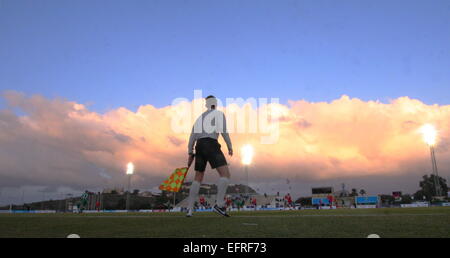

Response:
(1, 0), (449, 113)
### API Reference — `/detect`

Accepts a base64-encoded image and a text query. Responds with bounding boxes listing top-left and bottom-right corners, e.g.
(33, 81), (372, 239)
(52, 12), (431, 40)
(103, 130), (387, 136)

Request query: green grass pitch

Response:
(1, 207), (449, 238)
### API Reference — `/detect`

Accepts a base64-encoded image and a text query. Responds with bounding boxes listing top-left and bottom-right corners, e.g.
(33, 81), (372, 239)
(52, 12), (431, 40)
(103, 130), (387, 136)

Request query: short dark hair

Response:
(205, 95), (216, 99)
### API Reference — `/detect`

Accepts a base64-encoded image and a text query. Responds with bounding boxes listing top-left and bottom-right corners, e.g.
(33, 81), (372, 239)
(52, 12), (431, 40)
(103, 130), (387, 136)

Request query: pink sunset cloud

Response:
(0, 91), (449, 194)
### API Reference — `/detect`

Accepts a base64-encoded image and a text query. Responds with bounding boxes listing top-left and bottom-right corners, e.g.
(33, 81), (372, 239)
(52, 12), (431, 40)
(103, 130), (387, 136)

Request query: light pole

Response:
(245, 166), (249, 196)
(126, 162), (134, 210)
(430, 146), (441, 197)
(420, 124), (442, 197)
(241, 144), (254, 197)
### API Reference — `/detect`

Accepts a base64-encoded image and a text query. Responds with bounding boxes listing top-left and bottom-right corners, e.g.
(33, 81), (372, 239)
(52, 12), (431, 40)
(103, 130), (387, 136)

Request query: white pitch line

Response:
(4, 213), (447, 219)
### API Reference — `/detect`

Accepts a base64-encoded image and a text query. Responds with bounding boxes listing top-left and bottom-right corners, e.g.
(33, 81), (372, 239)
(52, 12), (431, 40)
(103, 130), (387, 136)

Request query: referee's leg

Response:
(186, 171), (204, 216)
(215, 165), (230, 208)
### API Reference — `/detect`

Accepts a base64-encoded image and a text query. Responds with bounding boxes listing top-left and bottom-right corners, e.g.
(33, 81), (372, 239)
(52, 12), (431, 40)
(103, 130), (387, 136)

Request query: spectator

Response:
(287, 194), (293, 209)
(226, 197), (232, 211)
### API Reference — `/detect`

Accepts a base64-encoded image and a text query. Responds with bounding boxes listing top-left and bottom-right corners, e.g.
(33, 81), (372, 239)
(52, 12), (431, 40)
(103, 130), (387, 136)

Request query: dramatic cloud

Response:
(0, 91), (449, 198)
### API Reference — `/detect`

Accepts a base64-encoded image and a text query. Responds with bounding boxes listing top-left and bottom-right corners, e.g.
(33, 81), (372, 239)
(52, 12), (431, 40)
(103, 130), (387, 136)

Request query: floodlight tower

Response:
(125, 162), (134, 210)
(420, 124), (442, 197)
(241, 144), (254, 196)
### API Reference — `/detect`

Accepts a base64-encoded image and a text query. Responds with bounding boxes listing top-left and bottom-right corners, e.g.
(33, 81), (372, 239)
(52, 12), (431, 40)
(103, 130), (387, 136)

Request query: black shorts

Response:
(194, 138), (228, 172)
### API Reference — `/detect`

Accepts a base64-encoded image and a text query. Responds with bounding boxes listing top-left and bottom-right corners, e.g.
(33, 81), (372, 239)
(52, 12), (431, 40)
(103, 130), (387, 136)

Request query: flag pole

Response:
(173, 192), (176, 209)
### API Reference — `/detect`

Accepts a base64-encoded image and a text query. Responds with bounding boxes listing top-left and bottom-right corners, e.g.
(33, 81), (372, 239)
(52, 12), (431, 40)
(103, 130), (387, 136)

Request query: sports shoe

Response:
(186, 208), (193, 217)
(213, 205), (230, 217)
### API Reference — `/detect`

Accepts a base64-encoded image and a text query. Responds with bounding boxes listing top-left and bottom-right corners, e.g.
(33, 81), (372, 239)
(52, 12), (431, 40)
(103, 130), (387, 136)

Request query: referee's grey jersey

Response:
(188, 109), (232, 154)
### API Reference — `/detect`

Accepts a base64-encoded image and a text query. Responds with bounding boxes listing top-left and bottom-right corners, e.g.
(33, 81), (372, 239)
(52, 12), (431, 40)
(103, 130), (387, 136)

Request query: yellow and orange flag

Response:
(159, 167), (189, 192)
(159, 155), (193, 192)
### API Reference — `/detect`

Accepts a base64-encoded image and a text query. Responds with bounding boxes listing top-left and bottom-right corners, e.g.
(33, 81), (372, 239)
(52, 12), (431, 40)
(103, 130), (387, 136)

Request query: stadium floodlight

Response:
(126, 162), (134, 175)
(241, 144), (254, 165)
(126, 162), (134, 210)
(420, 124), (437, 146)
(241, 144), (254, 196)
(419, 124), (442, 197)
